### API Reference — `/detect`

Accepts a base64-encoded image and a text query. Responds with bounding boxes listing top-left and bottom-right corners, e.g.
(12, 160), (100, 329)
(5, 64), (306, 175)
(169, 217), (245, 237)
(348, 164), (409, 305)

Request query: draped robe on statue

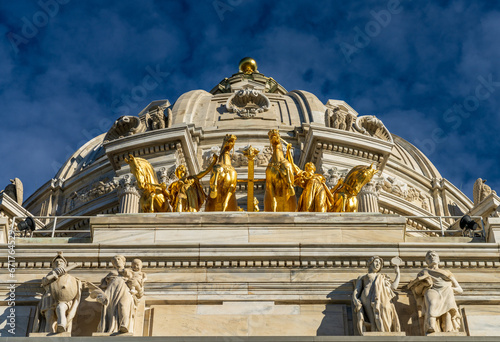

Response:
(97, 270), (135, 334)
(355, 273), (400, 334)
(409, 268), (461, 332)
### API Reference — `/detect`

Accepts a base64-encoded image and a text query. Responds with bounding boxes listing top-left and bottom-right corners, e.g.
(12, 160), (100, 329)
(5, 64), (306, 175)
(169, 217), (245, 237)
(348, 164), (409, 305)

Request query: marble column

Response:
(357, 181), (380, 213)
(118, 175), (140, 213)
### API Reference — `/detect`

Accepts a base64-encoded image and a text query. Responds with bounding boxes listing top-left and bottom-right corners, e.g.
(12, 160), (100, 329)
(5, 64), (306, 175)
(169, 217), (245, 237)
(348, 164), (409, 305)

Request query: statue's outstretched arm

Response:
(196, 154), (218, 179)
(286, 144), (301, 175)
(391, 265), (401, 290)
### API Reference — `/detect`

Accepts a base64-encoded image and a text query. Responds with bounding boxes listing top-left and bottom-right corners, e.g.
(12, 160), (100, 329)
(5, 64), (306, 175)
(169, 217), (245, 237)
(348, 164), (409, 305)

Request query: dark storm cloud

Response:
(0, 0), (499, 201)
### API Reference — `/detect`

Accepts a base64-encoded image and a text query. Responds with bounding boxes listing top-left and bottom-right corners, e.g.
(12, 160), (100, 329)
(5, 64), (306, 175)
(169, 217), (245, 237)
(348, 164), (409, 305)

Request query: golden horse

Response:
(124, 155), (171, 213)
(330, 164), (378, 212)
(264, 129), (297, 212)
(206, 134), (238, 212)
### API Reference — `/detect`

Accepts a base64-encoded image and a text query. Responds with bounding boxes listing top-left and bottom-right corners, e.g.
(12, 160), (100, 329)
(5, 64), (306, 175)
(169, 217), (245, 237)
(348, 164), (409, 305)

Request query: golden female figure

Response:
(287, 153), (334, 212)
(125, 155), (171, 213)
(330, 164), (378, 212)
(206, 134), (238, 212)
(264, 129), (297, 212)
(168, 156), (217, 212)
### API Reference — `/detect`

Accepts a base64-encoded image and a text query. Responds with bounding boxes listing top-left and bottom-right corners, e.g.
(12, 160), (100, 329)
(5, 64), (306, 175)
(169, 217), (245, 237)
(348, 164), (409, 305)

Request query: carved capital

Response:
(242, 145), (260, 161)
(117, 175), (139, 198)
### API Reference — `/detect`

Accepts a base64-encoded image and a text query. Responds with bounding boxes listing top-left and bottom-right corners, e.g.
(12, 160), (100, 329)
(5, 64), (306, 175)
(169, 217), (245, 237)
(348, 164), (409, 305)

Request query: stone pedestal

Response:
(427, 331), (467, 336)
(91, 212), (406, 244)
(363, 332), (406, 336)
(92, 332), (133, 337)
(29, 332), (72, 337)
(486, 217), (500, 243)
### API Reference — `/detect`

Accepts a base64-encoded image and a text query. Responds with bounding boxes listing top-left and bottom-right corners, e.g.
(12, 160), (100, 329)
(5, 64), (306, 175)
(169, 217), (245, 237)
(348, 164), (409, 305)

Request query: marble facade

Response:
(1, 59), (500, 339)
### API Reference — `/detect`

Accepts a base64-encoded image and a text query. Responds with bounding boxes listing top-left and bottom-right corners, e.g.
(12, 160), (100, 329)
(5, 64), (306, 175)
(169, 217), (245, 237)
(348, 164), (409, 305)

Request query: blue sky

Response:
(1, 0), (499, 201)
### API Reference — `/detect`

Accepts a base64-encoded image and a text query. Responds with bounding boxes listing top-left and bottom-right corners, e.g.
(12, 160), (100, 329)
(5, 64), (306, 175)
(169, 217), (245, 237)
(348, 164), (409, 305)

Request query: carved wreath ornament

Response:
(226, 88), (270, 118)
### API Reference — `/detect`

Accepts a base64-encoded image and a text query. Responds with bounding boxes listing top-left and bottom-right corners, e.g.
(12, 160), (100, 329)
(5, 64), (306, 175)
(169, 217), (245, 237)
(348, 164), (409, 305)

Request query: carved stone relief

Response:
(144, 106), (170, 131)
(67, 178), (118, 212)
(322, 167), (349, 188)
(379, 176), (430, 211)
(202, 146), (274, 169)
(325, 106), (356, 131)
(473, 178), (496, 206)
(104, 116), (146, 143)
(226, 87), (270, 118)
(354, 116), (392, 142)
(157, 165), (177, 187)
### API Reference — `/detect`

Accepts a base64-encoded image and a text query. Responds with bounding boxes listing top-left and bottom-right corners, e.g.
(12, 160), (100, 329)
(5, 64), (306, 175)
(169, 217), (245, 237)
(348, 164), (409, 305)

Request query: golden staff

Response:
(242, 146), (260, 212)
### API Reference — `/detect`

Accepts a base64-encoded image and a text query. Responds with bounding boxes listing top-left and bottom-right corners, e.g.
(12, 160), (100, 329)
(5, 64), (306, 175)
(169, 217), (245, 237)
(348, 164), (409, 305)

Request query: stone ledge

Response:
(91, 212), (406, 245)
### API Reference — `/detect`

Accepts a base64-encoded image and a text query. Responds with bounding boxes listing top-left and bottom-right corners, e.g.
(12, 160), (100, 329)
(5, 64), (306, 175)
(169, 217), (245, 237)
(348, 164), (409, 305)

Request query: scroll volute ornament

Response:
(104, 116), (146, 143)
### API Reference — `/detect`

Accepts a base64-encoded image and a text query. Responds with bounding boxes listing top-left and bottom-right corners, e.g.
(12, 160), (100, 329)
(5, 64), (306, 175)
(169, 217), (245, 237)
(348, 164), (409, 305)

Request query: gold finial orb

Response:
(239, 57), (258, 74)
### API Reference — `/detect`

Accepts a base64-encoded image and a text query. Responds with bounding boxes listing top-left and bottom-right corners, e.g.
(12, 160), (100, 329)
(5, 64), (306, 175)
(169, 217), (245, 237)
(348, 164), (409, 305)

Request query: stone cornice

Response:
(300, 123), (394, 171)
(2, 242), (499, 270)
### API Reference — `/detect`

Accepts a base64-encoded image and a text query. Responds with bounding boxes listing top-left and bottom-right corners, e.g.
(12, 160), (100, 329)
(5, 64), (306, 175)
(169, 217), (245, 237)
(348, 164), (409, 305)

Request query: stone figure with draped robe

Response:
(92, 255), (145, 334)
(352, 256), (401, 335)
(408, 250), (463, 334)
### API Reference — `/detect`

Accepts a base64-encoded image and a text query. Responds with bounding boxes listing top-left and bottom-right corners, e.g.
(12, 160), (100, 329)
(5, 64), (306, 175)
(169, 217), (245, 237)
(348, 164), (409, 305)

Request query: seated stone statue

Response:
(408, 250), (463, 334)
(92, 255), (145, 334)
(33, 252), (81, 334)
(352, 256), (401, 335)
(168, 157), (217, 212)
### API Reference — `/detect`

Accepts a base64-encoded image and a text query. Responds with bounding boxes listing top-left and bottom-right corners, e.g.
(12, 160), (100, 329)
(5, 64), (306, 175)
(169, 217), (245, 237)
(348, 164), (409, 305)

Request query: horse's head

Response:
(221, 134), (237, 152)
(125, 154), (158, 189)
(268, 129), (281, 146)
(344, 163), (378, 194)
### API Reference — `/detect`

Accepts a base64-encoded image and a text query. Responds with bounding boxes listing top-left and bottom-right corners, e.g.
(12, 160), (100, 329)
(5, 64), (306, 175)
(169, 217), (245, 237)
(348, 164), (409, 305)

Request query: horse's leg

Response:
(222, 171), (237, 211)
(209, 166), (220, 199)
(347, 196), (358, 212)
(149, 193), (155, 213)
(282, 163), (295, 198)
